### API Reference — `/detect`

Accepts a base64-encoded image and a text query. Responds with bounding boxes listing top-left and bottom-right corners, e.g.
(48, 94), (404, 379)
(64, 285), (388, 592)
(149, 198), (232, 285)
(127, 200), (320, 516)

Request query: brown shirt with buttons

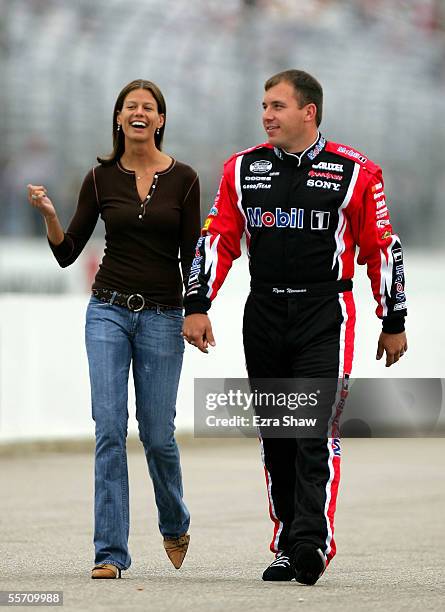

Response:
(49, 159), (201, 307)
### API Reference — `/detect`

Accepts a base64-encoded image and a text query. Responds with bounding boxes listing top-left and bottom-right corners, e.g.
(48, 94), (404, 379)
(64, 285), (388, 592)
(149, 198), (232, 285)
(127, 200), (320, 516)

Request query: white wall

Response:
(0, 249), (444, 442)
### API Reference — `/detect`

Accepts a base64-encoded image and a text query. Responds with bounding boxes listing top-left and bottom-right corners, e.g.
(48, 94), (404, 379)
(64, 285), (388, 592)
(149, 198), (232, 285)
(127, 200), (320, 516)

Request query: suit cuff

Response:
(382, 316), (405, 334)
(183, 298), (210, 317)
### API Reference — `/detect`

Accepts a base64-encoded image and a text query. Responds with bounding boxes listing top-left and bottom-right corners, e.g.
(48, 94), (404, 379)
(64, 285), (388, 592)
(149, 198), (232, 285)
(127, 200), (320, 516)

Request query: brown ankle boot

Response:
(163, 534), (190, 569)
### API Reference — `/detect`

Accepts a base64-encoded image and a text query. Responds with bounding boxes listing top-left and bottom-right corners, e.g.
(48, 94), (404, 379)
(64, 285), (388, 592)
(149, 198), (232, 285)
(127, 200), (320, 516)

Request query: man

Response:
(183, 69), (408, 585)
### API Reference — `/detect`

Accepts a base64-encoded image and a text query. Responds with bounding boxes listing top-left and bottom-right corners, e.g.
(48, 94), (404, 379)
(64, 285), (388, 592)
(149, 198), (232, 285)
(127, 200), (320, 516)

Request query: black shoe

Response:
(262, 552), (294, 581)
(290, 544), (326, 585)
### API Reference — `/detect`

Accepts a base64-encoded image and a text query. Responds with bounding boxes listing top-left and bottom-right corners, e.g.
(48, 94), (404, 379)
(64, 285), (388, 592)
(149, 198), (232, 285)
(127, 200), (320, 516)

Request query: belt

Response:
(92, 288), (181, 312)
(250, 279), (353, 297)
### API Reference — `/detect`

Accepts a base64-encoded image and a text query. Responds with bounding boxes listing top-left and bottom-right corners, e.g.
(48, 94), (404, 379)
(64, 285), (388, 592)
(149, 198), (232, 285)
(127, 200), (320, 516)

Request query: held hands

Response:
(27, 184), (56, 219)
(376, 331), (408, 367)
(182, 314), (216, 354)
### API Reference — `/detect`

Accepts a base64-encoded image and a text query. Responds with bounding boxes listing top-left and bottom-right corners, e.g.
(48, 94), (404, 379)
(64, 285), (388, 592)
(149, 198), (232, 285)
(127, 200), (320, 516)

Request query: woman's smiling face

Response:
(117, 88), (164, 145)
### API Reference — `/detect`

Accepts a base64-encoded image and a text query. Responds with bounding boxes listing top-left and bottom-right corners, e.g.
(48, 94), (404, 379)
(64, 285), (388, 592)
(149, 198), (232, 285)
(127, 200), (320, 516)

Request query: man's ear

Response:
(304, 103), (317, 123)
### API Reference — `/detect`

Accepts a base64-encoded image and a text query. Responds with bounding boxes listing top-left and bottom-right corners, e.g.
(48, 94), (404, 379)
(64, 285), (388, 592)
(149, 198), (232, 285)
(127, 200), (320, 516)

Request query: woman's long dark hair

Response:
(97, 79), (167, 166)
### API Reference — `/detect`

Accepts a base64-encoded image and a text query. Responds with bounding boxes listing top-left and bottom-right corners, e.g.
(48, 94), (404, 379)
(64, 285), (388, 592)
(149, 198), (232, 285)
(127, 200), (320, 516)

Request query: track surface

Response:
(1, 439), (444, 611)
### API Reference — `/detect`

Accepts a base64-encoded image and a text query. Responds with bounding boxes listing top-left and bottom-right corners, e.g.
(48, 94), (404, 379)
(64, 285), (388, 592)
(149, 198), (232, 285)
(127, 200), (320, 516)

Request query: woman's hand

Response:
(27, 184), (56, 219)
(27, 184), (64, 245)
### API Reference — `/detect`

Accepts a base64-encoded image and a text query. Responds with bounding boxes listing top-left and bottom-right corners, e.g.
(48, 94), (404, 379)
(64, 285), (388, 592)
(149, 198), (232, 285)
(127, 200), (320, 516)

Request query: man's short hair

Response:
(265, 69), (323, 127)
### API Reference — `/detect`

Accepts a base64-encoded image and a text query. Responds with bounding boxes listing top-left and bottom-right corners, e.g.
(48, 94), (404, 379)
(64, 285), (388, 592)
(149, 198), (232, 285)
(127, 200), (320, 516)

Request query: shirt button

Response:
(140, 203), (144, 208)
(154, 174), (158, 179)
(138, 214), (143, 219)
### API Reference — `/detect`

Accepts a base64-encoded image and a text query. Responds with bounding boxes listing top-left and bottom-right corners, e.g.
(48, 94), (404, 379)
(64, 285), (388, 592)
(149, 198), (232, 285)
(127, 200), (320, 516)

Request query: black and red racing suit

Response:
(184, 133), (407, 562)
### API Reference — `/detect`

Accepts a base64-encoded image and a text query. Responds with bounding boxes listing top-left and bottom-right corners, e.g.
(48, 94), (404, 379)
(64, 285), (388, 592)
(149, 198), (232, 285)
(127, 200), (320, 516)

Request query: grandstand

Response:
(1, 0), (444, 243)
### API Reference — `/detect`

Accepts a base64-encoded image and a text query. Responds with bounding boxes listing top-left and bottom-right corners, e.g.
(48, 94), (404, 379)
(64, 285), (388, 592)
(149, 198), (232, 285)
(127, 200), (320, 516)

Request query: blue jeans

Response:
(85, 295), (190, 570)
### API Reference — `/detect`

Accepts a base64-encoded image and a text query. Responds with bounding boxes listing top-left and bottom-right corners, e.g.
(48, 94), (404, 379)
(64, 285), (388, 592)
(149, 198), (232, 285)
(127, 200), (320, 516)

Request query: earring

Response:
(156, 128), (160, 135)
(117, 123), (121, 131)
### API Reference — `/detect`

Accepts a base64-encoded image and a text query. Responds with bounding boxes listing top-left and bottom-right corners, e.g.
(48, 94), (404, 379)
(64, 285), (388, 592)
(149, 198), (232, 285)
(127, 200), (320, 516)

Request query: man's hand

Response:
(376, 331), (408, 367)
(182, 314), (216, 354)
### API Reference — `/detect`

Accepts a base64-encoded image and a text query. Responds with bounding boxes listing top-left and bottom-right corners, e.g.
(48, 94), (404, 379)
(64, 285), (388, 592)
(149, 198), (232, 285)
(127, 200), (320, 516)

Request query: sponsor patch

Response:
(381, 231), (392, 239)
(376, 209), (388, 219)
(311, 210), (330, 230)
(188, 238), (205, 288)
(249, 160), (272, 174)
(247, 207), (304, 229)
(337, 146), (367, 164)
(377, 219), (390, 228)
(242, 183), (271, 190)
(202, 218), (213, 232)
(312, 161), (343, 172)
(392, 248), (403, 263)
(332, 438), (341, 457)
(394, 302), (407, 311)
(307, 136), (327, 160)
(308, 170), (343, 180)
(307, 179), (341, 192)
(208, 206), (218, 216)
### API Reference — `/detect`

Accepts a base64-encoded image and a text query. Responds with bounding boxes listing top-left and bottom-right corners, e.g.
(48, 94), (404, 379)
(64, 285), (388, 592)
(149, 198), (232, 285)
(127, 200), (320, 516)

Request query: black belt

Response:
(92, 288), (181, 313)
(250, 279), (353, 297)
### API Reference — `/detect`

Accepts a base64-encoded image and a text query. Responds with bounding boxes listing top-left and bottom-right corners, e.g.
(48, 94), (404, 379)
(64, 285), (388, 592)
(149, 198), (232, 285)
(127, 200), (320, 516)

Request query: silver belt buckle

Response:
(127, 293), (145, 312)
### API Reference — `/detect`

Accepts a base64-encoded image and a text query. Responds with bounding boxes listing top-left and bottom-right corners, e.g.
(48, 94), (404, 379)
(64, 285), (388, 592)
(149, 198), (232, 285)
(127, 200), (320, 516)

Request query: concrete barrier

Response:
(1, 249), (444, 442)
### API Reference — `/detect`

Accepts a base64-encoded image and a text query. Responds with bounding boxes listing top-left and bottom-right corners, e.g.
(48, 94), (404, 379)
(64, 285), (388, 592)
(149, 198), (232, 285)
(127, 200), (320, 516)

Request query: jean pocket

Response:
(89, 296), (111, 307)
(159, 308), (184, 321)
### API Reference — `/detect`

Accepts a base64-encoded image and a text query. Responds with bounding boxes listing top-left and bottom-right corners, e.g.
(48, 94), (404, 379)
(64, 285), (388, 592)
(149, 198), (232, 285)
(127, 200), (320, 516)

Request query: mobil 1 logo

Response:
(246, 207), (330, 230)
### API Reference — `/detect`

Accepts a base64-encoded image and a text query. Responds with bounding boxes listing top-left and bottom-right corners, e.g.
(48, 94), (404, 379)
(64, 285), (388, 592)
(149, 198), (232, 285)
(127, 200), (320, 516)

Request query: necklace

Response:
(121, 156), (171, 179)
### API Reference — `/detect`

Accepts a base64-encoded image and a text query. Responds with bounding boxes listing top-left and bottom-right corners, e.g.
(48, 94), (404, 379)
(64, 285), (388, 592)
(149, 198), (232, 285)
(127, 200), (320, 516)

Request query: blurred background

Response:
(1, 0), (445, 245)
(0, 0), (444, 442)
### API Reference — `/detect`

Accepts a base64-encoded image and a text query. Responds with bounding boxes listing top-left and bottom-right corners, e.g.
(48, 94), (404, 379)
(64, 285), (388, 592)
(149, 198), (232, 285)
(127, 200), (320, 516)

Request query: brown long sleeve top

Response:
(49, 159), (201, 307)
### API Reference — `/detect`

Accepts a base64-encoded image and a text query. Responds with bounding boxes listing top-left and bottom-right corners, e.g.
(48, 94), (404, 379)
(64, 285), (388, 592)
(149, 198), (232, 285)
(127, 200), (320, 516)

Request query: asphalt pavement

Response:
(0, 438), (444, 611)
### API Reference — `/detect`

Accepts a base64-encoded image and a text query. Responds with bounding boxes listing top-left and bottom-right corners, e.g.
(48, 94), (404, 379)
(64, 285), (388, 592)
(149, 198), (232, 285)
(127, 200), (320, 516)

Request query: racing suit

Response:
(184, 132), (407, 563)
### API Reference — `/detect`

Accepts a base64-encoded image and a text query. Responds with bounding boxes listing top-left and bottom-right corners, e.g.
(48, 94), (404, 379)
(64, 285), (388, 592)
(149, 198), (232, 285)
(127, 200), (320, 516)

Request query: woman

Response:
(27, 79), (200, 579)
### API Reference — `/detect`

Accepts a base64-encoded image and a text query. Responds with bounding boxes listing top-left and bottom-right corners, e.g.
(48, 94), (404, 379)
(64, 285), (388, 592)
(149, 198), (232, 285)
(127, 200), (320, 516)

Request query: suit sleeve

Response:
(183, 159), (245, 315)
(352, 168), (407, 333)
(179, 173), (201, 291)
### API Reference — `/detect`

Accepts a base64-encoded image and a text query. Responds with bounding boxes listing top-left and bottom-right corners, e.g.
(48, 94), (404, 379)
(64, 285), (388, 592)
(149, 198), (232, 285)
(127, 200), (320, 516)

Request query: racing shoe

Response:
(262, 552), (294, 581)
(290, 544), (327, 585)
